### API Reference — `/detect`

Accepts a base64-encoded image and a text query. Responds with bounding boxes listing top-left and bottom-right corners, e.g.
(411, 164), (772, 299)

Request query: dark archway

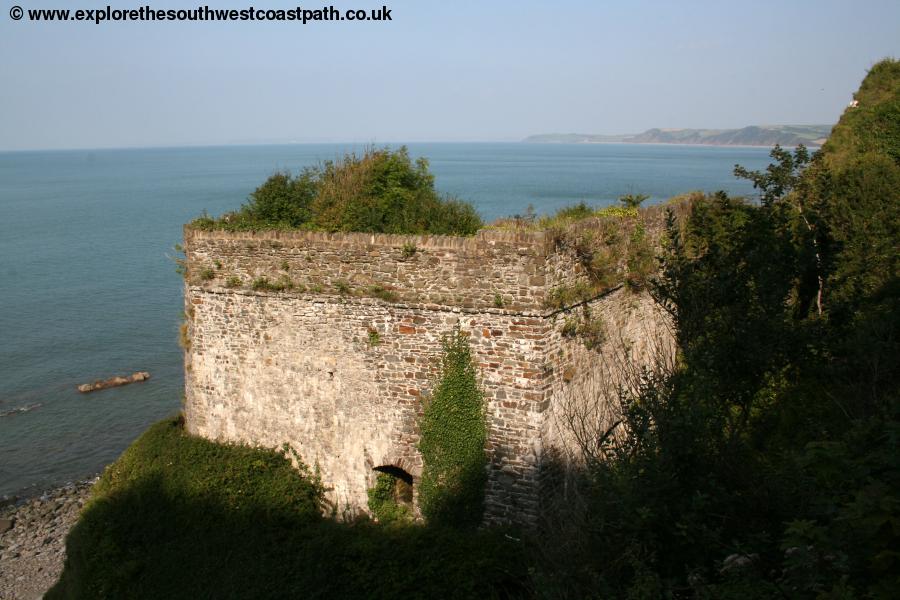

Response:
(373, 465), (414, 505)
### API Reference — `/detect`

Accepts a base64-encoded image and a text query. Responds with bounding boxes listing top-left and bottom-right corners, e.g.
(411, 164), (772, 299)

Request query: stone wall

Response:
(182, 226), (671, 525)
(187, 228), (555, 312)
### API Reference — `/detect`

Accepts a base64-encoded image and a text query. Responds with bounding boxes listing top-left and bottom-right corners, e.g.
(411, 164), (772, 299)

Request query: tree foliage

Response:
(194, 146), (482, 236)
(538, 59), (900, 598)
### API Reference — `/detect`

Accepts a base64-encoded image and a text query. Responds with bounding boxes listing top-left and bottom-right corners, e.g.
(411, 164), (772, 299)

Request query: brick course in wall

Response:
(182, 226), (668, 524)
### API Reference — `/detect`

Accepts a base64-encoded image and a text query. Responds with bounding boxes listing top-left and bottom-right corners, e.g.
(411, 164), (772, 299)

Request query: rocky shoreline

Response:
(0, 478), (96, 600)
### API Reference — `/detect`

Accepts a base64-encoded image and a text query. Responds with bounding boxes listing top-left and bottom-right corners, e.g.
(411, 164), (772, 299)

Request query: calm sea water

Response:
(0, 142), (773, 497)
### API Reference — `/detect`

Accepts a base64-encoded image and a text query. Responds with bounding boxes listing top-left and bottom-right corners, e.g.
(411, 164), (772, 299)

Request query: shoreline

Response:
(0, 478), (97, 600)
(1, 470), (101, 510)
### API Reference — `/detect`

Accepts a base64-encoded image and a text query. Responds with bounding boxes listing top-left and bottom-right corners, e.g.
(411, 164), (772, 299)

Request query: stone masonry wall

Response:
(187, 228), (554, 312)
(182, 226), (669, 525)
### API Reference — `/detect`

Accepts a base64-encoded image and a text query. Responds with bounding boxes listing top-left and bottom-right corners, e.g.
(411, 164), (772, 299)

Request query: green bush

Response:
(194, 147), (483, 236)
(366, 473), (412, 525)
(418, 328), (488, 528)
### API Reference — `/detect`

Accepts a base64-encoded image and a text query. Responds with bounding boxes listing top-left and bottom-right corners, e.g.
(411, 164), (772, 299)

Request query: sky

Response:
(0, 0), (898, 150)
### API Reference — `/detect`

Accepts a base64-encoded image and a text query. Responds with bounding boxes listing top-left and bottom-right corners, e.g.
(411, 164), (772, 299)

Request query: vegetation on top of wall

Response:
(190, 146), (483, 236)
(540, 200), (660, 310)
(47, 417), (528, 599)
(417, 328), (488, 529)
(487, 201), (640, 233)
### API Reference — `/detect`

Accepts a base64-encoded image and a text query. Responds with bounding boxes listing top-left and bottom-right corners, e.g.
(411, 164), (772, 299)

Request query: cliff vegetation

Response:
(534, 58), (900, 598)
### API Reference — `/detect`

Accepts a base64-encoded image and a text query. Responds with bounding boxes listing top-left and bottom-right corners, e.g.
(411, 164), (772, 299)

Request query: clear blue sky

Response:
(1, 0), (898, 150)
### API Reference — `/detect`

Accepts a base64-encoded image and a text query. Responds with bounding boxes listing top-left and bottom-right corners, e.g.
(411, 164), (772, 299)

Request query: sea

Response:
(0, 142), (774, 498)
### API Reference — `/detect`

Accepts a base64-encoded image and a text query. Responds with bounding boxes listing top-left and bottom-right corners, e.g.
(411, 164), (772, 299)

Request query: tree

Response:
(619, 193), (649, 209)
(735, 144), (826, 315)
(201, 146), (483, 235)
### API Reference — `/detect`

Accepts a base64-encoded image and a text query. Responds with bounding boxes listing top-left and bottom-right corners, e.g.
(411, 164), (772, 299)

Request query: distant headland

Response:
(523, 124), (832, 147)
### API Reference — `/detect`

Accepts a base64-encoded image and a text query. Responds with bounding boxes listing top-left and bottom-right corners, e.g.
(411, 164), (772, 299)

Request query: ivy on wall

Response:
(417, 327), (487, 528)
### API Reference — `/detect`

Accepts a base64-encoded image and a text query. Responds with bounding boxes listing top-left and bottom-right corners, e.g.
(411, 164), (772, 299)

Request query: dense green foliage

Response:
(366, 472), (413, 525)
(193, 146), (482, 235)
(48, 417), (527, 599)
(418, 328), (488, 528)
(823, 59), (900, 167)
(535, 59), (900, 598)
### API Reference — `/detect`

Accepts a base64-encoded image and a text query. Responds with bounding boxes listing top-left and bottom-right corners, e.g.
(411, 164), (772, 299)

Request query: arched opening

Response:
(368, 464), (415, 523)
(373, 465), (414, 506)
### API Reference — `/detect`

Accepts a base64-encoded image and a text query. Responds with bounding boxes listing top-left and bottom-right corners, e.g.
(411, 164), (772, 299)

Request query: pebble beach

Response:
(0, 479), (95, 600)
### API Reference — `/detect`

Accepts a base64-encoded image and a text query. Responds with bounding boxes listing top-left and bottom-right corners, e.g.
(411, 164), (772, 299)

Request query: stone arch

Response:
(371, 453), (421, 479)
(373, 464), (414, 486)
(372, 464), (415, 508)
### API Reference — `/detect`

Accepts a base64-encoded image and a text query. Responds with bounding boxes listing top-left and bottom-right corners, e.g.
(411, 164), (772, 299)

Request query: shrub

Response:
(401, 242), (418, 259)
(195, 147), (483, 236)
(366, 473), (412, 524)
(619, 193), (649, 209)
(417, 328), (487, 528)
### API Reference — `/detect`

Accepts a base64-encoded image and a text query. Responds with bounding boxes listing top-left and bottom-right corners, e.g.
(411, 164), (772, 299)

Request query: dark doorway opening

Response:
(373, 465), (414, 505)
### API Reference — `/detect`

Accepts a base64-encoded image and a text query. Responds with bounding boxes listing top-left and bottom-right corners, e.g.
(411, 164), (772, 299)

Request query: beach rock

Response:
(77, 371), (150, 393)
(0, 518), (13, 534)
(0, 479), (95, 599)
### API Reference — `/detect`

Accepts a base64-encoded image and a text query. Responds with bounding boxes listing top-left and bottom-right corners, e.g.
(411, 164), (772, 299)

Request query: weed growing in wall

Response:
(333, 280), (351, 295)
(171, 243), (188, 279)
(368, 285), (399, 303)
(178, 321), (191, 351)
(401, 242), (418, 259)
(251, 276), (294, 292)
(559, 307), (607, 351)
(417, 328), (487, 528)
